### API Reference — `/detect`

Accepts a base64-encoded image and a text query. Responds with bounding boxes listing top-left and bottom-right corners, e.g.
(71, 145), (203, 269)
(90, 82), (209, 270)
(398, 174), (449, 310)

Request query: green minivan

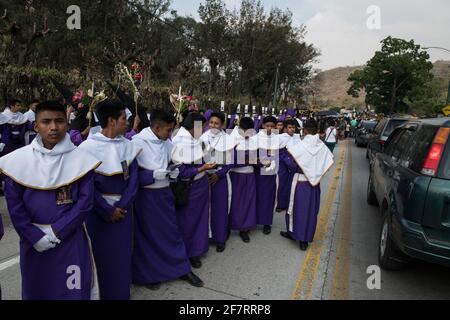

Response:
(367, 118), (450, 270)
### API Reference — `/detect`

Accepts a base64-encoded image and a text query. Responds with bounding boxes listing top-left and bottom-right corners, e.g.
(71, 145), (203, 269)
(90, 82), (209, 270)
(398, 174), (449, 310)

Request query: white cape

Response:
(287, 134), (334, 186)
(200, 129), (237, 165)
(132, 127), (172, 170)
(171, 127), (204, 164)
(0, 134), (100, 190)
(230, 127), (258, 151)
(279, 133), (300, 149)
(2, 108), (29, 125)
(23, 109), (35, 123)
(78, 132), (142, 175)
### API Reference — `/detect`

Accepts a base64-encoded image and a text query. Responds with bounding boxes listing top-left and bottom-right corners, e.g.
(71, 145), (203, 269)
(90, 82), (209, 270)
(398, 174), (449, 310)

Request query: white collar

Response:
(231, 127), (258, 151)
(280, 133), (300, 149)
(171, 127), (204, 164)
(2, 108), (28, 125)
(78, 132), (142, 175)
(287, 134), (334, 186)
(0, 134), (100, 190)
(24, 109), (35, 122)
(132, 127), (172, 170)
(255, 130), (281, 150)
(200, 129), (237, 152)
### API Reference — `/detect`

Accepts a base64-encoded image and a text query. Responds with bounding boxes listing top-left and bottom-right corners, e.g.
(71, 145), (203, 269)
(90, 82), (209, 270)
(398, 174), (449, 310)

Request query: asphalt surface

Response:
(1, 139), (449, 300)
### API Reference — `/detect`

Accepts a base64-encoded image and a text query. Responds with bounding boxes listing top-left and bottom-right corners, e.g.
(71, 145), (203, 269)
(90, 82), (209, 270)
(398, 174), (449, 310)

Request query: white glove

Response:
(268, 160), (277, 172)
(33, 234), (59, 253)
(153, 169), (170, 180)
(0, 143), (5, 153)
(169, 168), (180, 180)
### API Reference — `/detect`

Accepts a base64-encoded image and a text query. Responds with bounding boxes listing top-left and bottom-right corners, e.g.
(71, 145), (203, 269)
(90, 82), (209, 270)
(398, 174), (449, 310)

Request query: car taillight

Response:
(421, 128), (450, 176)
(379, 140), (385, 145)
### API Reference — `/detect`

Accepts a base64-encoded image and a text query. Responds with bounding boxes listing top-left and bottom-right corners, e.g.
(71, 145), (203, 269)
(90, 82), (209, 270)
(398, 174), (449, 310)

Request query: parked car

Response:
(367, 118), (450, 270)
(366, 117), (413, 161)
(355, 120), (378, 147)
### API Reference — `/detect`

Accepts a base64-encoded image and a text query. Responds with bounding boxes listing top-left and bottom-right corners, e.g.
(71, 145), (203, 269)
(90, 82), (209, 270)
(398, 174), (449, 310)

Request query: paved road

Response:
(1, 140), (449, 300)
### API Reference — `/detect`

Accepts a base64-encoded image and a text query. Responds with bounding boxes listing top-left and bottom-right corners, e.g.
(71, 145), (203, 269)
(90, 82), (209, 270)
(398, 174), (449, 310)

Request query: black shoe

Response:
(180, 272), (204, 288)
(276, 208), (286, 213)
(263, 225), (272, 235)
(216, 244), (226, 253)
(239, 231), (250, 243)
(280, 231), (295, 241)
(145, 282), (161, 290)
(189, 257), (202, 269)
(299, 242), (309, 251)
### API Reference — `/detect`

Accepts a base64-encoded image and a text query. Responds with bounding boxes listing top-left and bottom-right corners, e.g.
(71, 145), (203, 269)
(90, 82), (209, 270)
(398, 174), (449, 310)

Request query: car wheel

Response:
(378, 210), (407, 271)
(367, 173), (378, 206)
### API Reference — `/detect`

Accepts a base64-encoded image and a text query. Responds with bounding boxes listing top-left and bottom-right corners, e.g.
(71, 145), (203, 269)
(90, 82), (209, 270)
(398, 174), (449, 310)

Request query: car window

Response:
(374, 119), (386, 135)
(383, 129), (404, 157)
(363, 121), (377, 130)
(437, 130), (450, 179)
(392, 128), (415, 161)
(382, 119), (408, 138)
(401, 125), (438, 173)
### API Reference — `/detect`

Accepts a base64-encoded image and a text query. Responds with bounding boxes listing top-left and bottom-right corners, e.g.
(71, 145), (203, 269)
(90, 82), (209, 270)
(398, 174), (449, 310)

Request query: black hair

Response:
(263, 116), (278, 125)
(150, 109), (176, 127)
(304, 119), (318, 135)
(284, 119), (298, 128)
(182, 112), (206, 130)
(209, 111), (226, 124)
(96, 99), (125, 129)
(328, 119), (336, 127)
(30, 99), (40, 105)
(35, 100), (67, 118)
(239, 117), (254, 131)
(9, 99), (22, 107)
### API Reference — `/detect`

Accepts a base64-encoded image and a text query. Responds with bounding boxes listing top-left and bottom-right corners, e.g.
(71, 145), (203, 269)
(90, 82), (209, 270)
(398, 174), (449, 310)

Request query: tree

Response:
(348, 37), (434, 114)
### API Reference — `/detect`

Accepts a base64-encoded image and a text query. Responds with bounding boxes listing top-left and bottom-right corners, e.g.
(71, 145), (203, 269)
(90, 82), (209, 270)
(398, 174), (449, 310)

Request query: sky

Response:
(171, 0), (450, 71)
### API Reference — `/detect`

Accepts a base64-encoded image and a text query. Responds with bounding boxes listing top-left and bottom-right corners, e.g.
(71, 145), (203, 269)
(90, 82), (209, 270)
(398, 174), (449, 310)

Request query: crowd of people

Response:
(0, 96), (334, 300)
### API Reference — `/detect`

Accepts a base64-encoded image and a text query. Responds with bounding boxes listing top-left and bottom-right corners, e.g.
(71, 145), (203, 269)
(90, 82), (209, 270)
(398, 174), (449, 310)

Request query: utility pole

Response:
(272, 64), (280, 112)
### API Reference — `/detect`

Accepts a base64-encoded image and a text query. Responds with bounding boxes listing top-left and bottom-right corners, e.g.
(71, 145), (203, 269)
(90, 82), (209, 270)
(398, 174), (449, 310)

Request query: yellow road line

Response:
(330, 140), (353, 300)
(291, 140), (347, 300)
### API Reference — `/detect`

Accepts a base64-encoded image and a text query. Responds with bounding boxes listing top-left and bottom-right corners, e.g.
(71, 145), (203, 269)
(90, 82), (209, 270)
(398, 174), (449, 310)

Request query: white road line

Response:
(0, 256), (20, 272)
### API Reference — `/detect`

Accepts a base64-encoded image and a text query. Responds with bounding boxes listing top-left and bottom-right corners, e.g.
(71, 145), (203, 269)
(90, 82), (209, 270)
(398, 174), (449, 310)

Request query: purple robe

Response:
(255, 166), (277, 226)
(86, 160), (138, 300)
(277, 148), (296, 210)
(228, 150), (257, 231)
(0, 214), (3, 240)
(124, 129), (137, 141)
(132, 168), (191, 284)
(175, 164), (209, 258)
(3, 172), (96, 300)
(210, 165), (231, 245)
(69, 129), (86, 147)
(0, 122), (30, 156)
(282, 154), (321, 242)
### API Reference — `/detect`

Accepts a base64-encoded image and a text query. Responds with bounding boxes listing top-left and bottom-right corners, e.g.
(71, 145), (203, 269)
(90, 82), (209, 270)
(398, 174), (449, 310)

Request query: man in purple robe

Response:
(0, 101), (100, 300)
(228, 117), (258, 243)
(200, 112), (235, 252)
(131, 109), (203, 289)
(24, 99), (39, 145)
(0, 99), (30, 157)
(78, 100), (141, 300)
(280, 119), (334, 251)
(276, 120), (300, 212)
(255, 116), (280, 235)
(172, 113), (215, 269)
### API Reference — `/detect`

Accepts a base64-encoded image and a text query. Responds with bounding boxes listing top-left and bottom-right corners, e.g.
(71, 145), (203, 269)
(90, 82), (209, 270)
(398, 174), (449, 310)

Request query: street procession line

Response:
(291, 141), (347, 300)
(0, 255), (20, 272)
(330, 140), (353, 300)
